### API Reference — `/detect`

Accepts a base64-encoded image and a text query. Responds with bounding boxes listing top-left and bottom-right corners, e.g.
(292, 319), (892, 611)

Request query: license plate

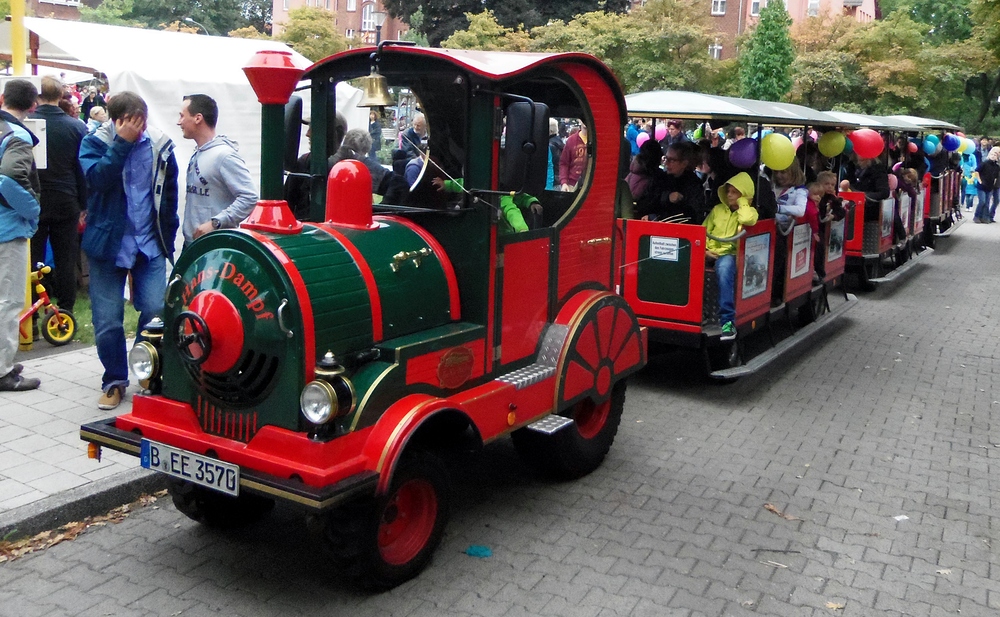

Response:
(140, 439), (240, 497)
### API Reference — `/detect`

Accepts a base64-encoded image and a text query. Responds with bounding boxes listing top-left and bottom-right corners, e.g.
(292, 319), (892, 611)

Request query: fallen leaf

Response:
(936, 568), (951, 575)
(764, 503), (800, 521)
(826, 601), (845, 610)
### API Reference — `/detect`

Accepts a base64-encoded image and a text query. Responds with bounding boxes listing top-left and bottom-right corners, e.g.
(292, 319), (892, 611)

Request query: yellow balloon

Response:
(761, 133), (796, 171)
(818, 131), (846, 158)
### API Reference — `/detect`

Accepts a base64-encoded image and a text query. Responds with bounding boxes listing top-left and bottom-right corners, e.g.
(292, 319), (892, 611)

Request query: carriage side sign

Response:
(649, 237), (679, 262)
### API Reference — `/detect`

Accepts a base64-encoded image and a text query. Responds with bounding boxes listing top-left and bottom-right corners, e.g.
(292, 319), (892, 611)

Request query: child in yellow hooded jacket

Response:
(703, 171), (759, 340)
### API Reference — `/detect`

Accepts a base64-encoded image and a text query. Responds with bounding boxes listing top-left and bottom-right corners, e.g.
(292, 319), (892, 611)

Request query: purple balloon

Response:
(942, 133), (961, 152)
(729, 138), (758, 169)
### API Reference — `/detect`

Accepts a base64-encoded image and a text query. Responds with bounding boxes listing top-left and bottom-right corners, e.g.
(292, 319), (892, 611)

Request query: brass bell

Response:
(357, 68), (394, 108)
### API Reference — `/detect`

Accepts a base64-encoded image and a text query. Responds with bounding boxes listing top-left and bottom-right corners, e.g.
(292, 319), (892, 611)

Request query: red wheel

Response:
(316, 452), (450, 591)
(378, 478), (438, 566)
(573, 397), (610, 440)
(558, 294), (643, 407)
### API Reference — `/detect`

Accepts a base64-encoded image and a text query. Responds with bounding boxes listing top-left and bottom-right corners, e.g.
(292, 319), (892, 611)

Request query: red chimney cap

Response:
(243, 50), (305, 105)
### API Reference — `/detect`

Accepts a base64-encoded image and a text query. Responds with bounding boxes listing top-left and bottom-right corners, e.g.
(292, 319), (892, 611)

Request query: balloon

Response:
(818, 131), (846, 157)
(810, 130), (819, 142)
(792, 136), (803, 151)
(966, 138), (978, 153)
(848, 128), (884, 159)
(843, 136), (853, 153)
(728, 138), (758, 169)
(957, 131), (965, 138)
(923, 138), (937, 155)
(636, 132), (649, 147)
(654, 126), (667, 141)
(925, 134), (940, 146)
(892, 162), (902, 172)
(887, 174), (898, 191)
(693, 126), (704, 139)
(761, 133), (795, 170)
(942, 133), (961, 152)
(907, 142), (918, 153)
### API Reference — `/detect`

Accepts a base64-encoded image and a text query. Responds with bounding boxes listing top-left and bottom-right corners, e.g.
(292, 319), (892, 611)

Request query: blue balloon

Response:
(942, 134), (961, 152)
(923, 138), (937, 155)
(842, 137), (853, 153)
(925, 134), (940, 146)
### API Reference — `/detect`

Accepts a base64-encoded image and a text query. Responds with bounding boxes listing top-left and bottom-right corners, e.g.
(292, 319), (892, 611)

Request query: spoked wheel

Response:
(168, 480), (274, 528)
(512, 381), (627, 480)
(42, 309), (76, 345)
(316, 452), (450, 591)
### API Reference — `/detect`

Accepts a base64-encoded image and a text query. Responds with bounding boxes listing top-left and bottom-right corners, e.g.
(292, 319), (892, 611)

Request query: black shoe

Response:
(11, 363), (22, 375)
(0, 370), (40, 391)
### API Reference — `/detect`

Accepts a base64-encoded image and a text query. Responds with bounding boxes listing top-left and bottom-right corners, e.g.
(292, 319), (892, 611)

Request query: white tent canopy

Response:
(1, 18), (368, 252)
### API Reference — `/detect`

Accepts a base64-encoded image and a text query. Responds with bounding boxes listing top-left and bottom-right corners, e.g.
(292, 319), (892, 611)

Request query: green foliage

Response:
(739, 0), (794, 101)
(79, 0), (262, 34)
(441, 0), (720, 95)
(880, 0), (972, 43)
(382, 0), (627, 48)
(229, 26), (270, 40)
(278, 7), (348, 62)
(401, 8), (429, 46)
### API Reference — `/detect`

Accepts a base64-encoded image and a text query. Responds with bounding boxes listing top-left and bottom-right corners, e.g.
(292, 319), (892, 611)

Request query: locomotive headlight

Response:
(300, 376), (356, 425)
(301, 380), (336, 424)
(129, 342), (159, 381)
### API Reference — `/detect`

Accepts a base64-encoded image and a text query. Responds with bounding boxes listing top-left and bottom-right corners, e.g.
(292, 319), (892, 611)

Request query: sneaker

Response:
(720, 321), (737, 341)
(0, 370), (40, 391)
(98, 386), (124, 410)
(11, 363), (22, 375)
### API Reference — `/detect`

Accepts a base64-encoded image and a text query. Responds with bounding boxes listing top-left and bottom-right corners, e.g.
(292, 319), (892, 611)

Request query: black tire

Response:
(317, 452), (450, 591)
(703, 341), (742, 384)
(168, 480), (274, 528)
(857, 264), (876, 292)
(512, 380), (626, 480)
(923, 224), (936, 250)
(41, 309), (75, 346)
(797, 291), (826, 326)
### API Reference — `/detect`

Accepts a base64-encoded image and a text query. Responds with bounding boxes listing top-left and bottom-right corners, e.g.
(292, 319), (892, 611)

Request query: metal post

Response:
(260, 104), (284, 200)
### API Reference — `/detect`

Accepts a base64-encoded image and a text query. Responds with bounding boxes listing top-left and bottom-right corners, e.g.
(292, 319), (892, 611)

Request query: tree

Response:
(80, 0), (257, 35)
(968, 0), (1000, 125)
(738, 0), (794, 101)
(79, 0), (144, 27)
(879, 0), (973, 43)
(278, 7), (348, 62)
(241, 0), (272, 34)
(229, 26), (270, 39)
(441, 11), (531, 52)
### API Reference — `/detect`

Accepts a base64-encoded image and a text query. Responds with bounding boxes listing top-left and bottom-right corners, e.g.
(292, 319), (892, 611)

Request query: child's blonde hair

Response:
(806, 182), (824, 197)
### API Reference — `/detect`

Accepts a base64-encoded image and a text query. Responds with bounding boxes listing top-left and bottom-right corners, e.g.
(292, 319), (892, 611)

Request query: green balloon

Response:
(818, 131), (846, 158)
(761, 133), (795, 171)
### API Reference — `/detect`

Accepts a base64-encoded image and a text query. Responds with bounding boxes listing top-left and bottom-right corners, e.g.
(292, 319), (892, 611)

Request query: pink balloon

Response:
(654, 126), (667, 141)
(888, 174), (898, 191)
(810, 130), (819, 142)
(636, 132), (649, 147)
(892, 162), (902, 172)
(792, 136), (803, 151)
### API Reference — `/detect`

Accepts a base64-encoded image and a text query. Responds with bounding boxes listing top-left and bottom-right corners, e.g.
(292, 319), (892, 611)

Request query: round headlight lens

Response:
(129, 342), (159, 381)
(300, 380), (336, 424)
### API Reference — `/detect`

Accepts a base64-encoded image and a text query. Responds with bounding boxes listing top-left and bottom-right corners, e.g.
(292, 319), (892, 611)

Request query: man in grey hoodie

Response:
(177, 94), (257, 243)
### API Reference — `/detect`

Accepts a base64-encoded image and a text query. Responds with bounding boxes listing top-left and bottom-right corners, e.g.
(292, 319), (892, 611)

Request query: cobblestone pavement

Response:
(0, 221), (998, 617)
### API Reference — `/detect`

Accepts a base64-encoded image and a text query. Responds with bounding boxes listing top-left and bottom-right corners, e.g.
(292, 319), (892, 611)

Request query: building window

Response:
(326, 0), (331, 8)
(807, 0), (820, 16)
(38, 0), (81, 4)
(347, 0), (357, 11)
(711, 0), (726, 15)
(362, 3), (375, 30)
(283, 0), (289, 9)
(709, 43), (723, 60)
(346, 28), (355, 39)
(750, 0), (760, 15)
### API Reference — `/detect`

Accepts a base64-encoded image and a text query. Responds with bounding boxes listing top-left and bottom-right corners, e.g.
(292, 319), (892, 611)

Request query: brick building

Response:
(270, 0), (405, 44)
(706, 0), (880, 60)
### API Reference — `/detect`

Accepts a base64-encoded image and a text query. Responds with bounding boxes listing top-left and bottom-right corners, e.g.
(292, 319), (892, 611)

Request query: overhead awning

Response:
(625, 90), (857, 129)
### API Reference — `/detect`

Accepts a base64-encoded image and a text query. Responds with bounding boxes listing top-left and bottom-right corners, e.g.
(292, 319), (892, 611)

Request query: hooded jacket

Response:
(79, 121), (179, 262)
(703, 171), (758, 256)
(183, 135), (258, 242)
(0, 118), (41, 243)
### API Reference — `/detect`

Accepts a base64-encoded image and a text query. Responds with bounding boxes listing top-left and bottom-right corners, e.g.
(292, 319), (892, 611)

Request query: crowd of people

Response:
(0, 78), (256, 408)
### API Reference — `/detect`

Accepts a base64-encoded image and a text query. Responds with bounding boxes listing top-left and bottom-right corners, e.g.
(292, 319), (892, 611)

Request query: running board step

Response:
(710, 293), (858, 380)
(498, 364), (556, 390)
(526, 414), (574, 434)
(869, 247), (933, 283)
(934, 216), (964, 237)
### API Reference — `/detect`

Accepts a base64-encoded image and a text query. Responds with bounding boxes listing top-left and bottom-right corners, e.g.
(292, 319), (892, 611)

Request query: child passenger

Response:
(704, 172), (759, 341)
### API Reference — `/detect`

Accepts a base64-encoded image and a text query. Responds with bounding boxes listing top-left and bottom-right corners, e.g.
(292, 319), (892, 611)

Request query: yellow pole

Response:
(19, 241), (32, 350)
(11, 0), (26, 76)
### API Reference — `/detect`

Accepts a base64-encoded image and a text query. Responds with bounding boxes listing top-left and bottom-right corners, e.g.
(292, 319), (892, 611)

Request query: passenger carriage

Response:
(619, 91), (857, 379)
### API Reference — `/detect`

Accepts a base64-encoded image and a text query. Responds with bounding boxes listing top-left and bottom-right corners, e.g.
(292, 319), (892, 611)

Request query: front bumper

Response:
(81, 417), (377, 511)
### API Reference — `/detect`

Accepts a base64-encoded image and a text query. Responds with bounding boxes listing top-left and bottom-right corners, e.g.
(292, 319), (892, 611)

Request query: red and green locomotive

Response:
(81, 45), (646, 589)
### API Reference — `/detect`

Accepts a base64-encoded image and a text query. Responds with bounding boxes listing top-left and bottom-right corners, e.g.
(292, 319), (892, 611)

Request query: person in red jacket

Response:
(559, 125), (588, 191)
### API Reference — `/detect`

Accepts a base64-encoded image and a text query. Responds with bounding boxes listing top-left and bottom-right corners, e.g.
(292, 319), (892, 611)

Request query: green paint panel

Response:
(636, 236), (692, 306)
(341, 220), (454, 339)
